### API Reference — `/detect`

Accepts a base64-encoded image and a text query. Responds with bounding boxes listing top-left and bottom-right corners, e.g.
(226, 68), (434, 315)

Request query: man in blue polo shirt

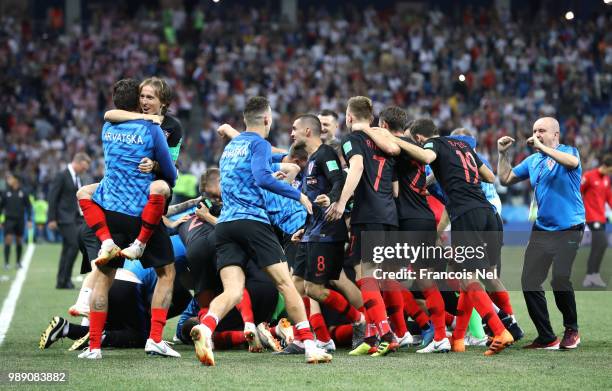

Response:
(497, 116), (585, 351)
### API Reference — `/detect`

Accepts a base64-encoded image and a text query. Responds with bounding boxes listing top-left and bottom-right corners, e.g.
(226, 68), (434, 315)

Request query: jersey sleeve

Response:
(342, 134), (364, 163)
(319, 146), (345, 203)
(422, 139), (439, 154)
(251, 138), (301, 201)
(271, 153), (287, 163)
(472, 149), (484, 168)
(150, 124), (177, 187)
(512, 155), (531, 181)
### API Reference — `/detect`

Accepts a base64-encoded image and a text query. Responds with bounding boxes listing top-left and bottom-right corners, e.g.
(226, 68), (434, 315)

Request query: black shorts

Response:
(215, 220), (287, 272)
(78, 210), (174, 271)
(347, 223), (397, 266)
(451, 207), (501, 271)
(399, 218), (437, 270)
(186, 231), (221, 294)
(291, 242), (307, 279)
(4, 217), (24, 236)
(79, 223), (98, 274)
(304, 242), (345, 284)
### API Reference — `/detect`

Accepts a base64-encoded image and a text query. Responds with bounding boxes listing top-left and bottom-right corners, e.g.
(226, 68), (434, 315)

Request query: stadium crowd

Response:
(0, 3), (611, 203)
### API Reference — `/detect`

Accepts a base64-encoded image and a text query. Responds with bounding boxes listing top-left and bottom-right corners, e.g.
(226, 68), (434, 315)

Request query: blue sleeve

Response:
(512, 155), (531, 180)
(251, 139), (301, 201)
(176, 298), (200, 340)
(271, 163), (281, 172)
(271, 153), (287, 163)
(150, 124), (177, 187)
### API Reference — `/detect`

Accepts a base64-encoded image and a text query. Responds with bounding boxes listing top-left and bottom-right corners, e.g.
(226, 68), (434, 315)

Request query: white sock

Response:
(295, 320), (310, 330)
(80, 317), (90, 327)
(244, 322), (256, 331)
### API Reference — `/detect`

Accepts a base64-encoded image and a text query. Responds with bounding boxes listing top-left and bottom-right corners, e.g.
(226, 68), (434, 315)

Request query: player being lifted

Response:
(326, 96), (400, 357)
(190, 97), (332, 366)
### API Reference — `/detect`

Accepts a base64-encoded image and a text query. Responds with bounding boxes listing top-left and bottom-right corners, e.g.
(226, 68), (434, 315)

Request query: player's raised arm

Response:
(497, 136), (523, 186)
(150, 123), (177, 187)
(104, 109), (162, 124)
(361, 127), (400, 156)
(251, 138), (311, 213)
(394, 136), (437, 164)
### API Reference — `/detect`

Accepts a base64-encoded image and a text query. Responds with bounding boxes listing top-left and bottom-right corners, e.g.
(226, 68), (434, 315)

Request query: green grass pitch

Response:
(0, 244), (611, 390)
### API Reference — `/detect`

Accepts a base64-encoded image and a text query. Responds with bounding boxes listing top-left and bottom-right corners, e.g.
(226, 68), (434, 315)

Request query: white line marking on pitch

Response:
(0, 244), (35, 345)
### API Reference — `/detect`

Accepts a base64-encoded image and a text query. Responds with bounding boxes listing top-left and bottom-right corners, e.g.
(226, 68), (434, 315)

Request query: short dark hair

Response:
(347, 96), (373, 121)
(289, 140), (308, 161)
(243, 96), (270, 125)
(410, 118), (438, 139)
(73, 152), (91, 164)
(601, 153), (612, 168)
(200, 167), (220, 192)
(112, 79), (140, 111)
(296, 114), (322, 136)
(319, 109), (339, 120)
(379, 106), (408, 132)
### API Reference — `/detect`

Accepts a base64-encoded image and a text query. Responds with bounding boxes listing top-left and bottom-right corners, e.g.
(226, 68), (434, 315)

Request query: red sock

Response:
(358, 277), (391, 336)
(322, 290), (361, 323)
(401, 288), (430, 328)
(89, 311), (107, 350)
(488, 291), (513, 315)
(423, 287), (446, 341)
(136, 194), (166, 244)
(79, 199), (111, 242)
(149, 308), (168, 343)
(302, 296), (311, 318)
(213, 331), (246, 349)
(382, 289), (407, 337)
(331, 324), (353, 347)
(197, 308), (209, 323)
(309, 313), (331, 342)
(452, 291), (473, 340)
(201, 313), (219, 334)
(466, 282), (505, 336)
(445, 312), (455, 327)
(236, 289), (254, 324)
(294, 321), (314, 342)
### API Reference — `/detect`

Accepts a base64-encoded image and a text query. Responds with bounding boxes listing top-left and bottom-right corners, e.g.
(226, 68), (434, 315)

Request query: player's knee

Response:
(304, 281), (325, 301)
(150, 180), (171, 198)
(156, 264), (176, 282)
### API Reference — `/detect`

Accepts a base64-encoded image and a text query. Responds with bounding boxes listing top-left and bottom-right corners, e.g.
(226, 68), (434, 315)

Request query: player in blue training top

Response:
(190, 96), (333, 366)
(78, 79), (178, 360)
(498, 116), (585, 351)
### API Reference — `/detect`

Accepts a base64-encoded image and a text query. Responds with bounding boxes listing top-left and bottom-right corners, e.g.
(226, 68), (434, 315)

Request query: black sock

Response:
(66, 324), (88, 340)
(4, 244), (9, 265)
(16, 243), (22, 264)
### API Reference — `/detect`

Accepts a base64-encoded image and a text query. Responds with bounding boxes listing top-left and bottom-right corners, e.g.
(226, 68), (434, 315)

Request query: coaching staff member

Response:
(48, 153), (91, 289)
(497, 117), (585, 350)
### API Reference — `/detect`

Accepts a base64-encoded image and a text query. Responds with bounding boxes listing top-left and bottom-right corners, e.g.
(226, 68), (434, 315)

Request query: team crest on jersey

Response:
(164, 130), (170, 139)
(546, 158), (555, 170)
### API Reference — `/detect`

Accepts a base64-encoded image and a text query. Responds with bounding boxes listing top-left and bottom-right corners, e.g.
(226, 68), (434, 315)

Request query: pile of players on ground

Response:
(40, 78), (567, 366)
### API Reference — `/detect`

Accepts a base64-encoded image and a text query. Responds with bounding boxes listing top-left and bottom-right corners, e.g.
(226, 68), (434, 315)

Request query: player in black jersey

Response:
(326, 97), (400, 357)
(392, 118), (514, 356)
(289, 114), (366, 351)
(360, 108), (449, 352)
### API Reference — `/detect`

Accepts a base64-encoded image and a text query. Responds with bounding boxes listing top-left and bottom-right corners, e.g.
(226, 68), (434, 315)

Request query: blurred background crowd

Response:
(0, 0), (610, 238)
